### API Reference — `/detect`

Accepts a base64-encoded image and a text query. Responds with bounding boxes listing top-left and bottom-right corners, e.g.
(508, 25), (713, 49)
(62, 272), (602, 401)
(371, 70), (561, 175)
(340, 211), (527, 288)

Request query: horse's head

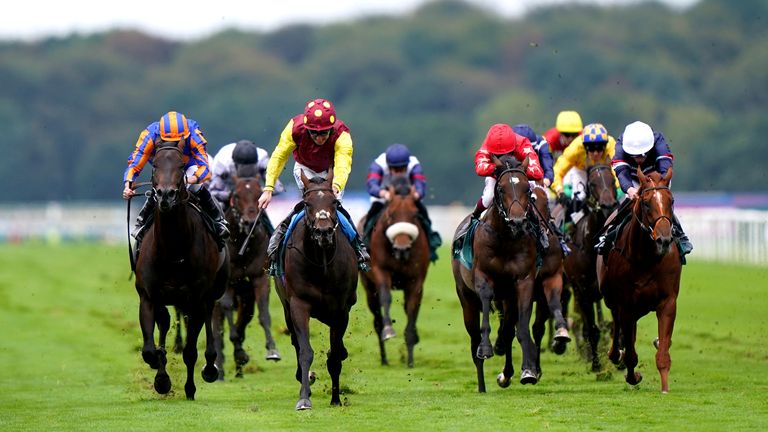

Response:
(230, 172), (263, 231)
(300, 168), (339, 249)
(492, 154), (531, 236)
(151, 140), (187, 212)
(382, 174), (420, 261)
(635, 167), (675, 255)
(587, 164), (618, 217)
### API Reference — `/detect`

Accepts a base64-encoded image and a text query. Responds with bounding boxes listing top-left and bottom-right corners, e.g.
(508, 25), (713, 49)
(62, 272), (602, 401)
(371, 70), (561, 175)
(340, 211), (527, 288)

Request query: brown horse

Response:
(358, 174), (429, 368)
(597, 168), (681, 393)
(563, 164), (618, 371)
(452, 156), (539, 392)
(212, 174), (280, 380)
(133, 141), (229, 400)
(528, 186), (571, 375)
(273, 169), (358, 410)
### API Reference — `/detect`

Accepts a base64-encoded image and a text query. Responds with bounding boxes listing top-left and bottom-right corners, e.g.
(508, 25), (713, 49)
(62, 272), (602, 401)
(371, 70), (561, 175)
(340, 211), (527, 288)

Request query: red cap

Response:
(483, 124), (518, 154)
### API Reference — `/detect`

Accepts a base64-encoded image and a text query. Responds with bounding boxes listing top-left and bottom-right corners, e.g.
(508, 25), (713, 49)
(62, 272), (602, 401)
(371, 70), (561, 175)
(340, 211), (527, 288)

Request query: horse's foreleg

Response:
(620, 312), (641, 386)
(182, 309), (204, 400)
(363, 277), (388, 365)
(543, 273), (570, 355)
(255, 274), (280, 361)
(497, 301), (516, 388)
(289, 300), (314, 410)
(575, 285), (601, 371)
(233, 283), (256, 376)
(211, 301), (226, 380)
(474, 275), (494, 360)
(173, 309), (184, 354)
(531, 298), (547, 378)
(139, 297), (171, 394)
(403, 281), (424, 368)
(459, 287), (485, 393)
(656, 296), (677, 393)
(328, 313), (350, 406)
(378, 282), (396, 341)
(515, 277), (538, 385)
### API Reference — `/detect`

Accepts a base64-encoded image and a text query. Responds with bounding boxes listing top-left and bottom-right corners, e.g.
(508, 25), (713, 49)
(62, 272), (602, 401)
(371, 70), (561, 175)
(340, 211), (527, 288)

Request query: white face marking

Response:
(316, 209), (330, 220)
(245, 184), (251, 190)
(654, 190), (663, 210)
(511, 177), (520, 184)
(317, 191), (325, 198)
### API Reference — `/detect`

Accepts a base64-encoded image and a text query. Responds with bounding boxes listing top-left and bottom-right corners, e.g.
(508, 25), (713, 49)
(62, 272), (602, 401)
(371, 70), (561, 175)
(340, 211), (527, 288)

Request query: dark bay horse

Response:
(597, 168), (681, 393)
(133, 141), (229, 400)
(273, 169), (358, 410)
(529, 186), (571, 374)
(563, 164), (618, 371)
(452, 156), (539, 392)
(358, 174), (429, 368)
(212, 174), (280, 380)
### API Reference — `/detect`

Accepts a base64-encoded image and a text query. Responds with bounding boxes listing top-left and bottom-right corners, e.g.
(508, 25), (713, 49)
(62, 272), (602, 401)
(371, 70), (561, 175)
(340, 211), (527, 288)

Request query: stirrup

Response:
(358, 260), (372, 272)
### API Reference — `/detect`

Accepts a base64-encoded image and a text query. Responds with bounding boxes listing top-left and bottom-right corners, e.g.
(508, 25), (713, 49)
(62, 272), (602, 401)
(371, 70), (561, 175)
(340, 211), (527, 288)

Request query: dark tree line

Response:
(0, 0), (765, 204)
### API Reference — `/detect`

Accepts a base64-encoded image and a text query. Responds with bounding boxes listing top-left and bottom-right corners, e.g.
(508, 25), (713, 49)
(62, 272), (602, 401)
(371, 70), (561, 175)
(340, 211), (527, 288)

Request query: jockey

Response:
(362, 143), (442, 262)
(552, 123), (620, 232)
(512, 124), (554, 189)
(257, 98), (371, 272)
(595, 121), (693, 256)
(542, 110), (583, 161)
(208, 139), (285, 208)
(470, 123), (544, 219)
(122, 111), (229, 248)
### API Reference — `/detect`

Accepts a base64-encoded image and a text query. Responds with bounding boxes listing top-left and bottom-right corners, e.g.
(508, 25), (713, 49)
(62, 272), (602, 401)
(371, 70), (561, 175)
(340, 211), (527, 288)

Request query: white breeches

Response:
(293, 162), (344, 200)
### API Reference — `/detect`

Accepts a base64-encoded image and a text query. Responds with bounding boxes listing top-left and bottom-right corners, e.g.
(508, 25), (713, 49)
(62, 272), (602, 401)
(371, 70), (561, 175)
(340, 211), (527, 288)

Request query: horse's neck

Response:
(623, 214), (656, 261)
(154, 205), (194, 253)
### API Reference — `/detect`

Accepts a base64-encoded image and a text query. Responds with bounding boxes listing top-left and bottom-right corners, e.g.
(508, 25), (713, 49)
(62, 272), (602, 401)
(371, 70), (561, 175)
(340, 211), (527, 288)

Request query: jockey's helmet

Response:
(233, 140), (259, 165)
(583, 123), (608, 151)
(555, 110), (583, 134)
(621, 121), (654, 155)
(484, 124), (518, 155)
(512, 124), (538, 144)
(159, 111), (190, 141)
(385, 143), (411, 168)
(303, 98), (336, 131)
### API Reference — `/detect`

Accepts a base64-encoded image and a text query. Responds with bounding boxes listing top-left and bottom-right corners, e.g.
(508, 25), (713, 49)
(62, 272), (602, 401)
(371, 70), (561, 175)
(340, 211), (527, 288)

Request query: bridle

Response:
(493, 167), (531, 224)
(151, 144), (189, 208)
(586, 164), (617, 212)
(634, 185), (673, 239)
(302, 187), (339, 246)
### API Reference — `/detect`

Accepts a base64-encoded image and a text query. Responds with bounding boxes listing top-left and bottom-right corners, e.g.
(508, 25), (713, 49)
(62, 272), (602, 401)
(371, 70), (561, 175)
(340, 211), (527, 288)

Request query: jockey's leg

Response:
(267, 202), (304, 262)
(363, 201), (385, 244)
(337, 205), (371, 272)
(416, 200), (442, 262)
(672, 214), (693, 255)
(596, 197), (632, 255)
(132, 194), (156, 243)
(194, 185), (230, 243)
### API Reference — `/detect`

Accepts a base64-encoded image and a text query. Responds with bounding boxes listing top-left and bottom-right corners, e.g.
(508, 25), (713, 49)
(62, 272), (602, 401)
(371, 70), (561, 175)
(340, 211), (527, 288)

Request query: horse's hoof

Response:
(551, 339), (567, 355)
(308, 371), (316, 386)
(154, 371), (171, 394)
(201, 364), (219, 383)
(496, 372), (511, 388)
(555, 327), (571, 343)
(234, 348), (250, 365)
(296, 398), (312, 410)
(265, 349), (282, 361)
(653, 337), (659, 349)
(476, 344), (494, 360)
(493, 342), (506, 356)
(142, 351), (159, 370)
(520, 369), (538, 385)
(625, 371), (643, 385)
(382, 325), (396, 341)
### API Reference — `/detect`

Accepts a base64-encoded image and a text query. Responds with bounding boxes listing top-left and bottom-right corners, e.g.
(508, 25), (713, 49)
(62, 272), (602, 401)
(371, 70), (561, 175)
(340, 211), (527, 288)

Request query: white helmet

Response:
(621, 121), (655, 155)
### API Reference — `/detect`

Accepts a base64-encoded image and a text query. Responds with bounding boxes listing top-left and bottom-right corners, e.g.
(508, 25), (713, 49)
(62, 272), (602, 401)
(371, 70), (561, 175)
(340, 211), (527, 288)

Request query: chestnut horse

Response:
(212, 174), (280, 380)
(452, 156), (539, 393)
(358, 174), (429, 368)
(563, 164), (618, 371)
(273, 169), (358, 410)
(597, 168), (682, 393)
(133, 141), (229, 400)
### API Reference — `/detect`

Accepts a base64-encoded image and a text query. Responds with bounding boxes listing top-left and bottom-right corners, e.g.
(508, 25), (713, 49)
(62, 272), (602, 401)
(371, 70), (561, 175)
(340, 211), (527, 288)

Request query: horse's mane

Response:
(307, 176), (326, 185)
(235, 163), (260, 178)
(390, 174), (412, 196)
(494, 154), (522, 177)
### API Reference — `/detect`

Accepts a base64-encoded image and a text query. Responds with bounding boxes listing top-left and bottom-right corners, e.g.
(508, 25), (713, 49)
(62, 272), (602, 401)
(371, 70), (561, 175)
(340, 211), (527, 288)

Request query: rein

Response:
(634, 185), (673, 237)
(126, 181), (152, 273)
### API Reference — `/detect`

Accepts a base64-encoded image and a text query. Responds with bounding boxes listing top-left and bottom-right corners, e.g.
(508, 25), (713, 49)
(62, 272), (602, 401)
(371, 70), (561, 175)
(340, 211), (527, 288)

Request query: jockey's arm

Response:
(332, 131), (353, 193)
(259, 121), (296, 208)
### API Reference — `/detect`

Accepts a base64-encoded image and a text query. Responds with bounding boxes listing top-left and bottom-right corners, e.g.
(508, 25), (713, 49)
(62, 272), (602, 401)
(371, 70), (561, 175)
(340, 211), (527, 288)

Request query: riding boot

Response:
(416, 200), (442, 262)
(196, 186), (230, 244)
(471, 200), (485, 219)
(672, 214), (693, 255)
(132, 195), (156, 242)
(337, 204), (372, 272)
(363, 201), (385, 246)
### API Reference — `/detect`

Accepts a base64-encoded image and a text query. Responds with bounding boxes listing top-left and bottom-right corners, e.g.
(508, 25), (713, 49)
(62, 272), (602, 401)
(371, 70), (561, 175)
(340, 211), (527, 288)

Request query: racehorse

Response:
(212, 173), (280, 380)
(273, 169), (358, 410)
(133, 140), (229, 400)
(597, 168), (682, 393)
(563, 164), (618, 371)
(528, 186), (571, 375)
(358, 174), (429, 368)
(452, 155), (539, 392)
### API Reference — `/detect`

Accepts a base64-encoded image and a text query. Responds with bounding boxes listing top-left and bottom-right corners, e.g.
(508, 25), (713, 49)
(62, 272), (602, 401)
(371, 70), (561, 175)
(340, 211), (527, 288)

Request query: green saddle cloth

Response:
(452, 218), (479, 270)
